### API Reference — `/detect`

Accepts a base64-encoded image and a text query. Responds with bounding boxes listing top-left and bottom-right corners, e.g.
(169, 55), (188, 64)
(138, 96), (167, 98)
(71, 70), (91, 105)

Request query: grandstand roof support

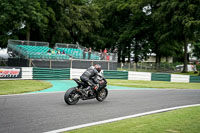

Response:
(29, 59), (32, 67)
(70, 60), (73, 68)
(108, 62), (110, 70)
(50, 60), (52, 69)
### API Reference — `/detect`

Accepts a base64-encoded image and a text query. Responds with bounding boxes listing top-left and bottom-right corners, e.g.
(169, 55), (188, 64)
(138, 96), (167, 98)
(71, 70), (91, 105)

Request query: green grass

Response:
(117, 68), (157, 72)
(66, 106), (200, 133)
(0, 80), (52, 95)
(67, 78), (197, 133)
(173, 72), (199, 76)
(107, 79), (200, 89)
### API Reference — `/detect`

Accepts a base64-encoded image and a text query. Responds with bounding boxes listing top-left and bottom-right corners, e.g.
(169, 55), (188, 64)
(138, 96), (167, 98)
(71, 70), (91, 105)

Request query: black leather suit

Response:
(80, 66), (99, 88)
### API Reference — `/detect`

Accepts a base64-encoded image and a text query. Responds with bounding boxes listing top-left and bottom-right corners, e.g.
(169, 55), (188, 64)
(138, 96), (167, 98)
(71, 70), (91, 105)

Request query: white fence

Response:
(21, 67), (33, 79)
(71, 69), (86, 79)
(128, 71), (151, 81)
(171, 74), (190, 83)
(0, 67), (198, 83)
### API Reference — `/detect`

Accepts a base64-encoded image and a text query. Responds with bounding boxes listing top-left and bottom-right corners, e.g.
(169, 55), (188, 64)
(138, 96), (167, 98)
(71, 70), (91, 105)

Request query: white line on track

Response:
(44, 104), (200, 133)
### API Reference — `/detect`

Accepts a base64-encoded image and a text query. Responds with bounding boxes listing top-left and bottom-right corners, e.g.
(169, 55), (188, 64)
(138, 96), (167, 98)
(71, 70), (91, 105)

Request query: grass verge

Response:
(0, 80), (52, 95)
(67, 106), (200, 133)
(172, 72), (199, 76)
(107, 79), (200, 89)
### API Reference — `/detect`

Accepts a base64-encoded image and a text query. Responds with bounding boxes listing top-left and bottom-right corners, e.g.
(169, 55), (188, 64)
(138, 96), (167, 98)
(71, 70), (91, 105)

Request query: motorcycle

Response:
(64, 72), (108, 105)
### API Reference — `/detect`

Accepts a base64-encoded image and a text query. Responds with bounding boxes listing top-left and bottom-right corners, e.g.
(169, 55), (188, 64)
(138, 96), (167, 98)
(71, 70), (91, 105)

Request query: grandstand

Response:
(7, 39), (117, 70)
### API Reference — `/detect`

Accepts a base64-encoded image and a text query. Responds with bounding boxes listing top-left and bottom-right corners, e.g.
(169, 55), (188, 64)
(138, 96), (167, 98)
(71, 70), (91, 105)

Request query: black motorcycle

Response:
(64, 74), (108, 105)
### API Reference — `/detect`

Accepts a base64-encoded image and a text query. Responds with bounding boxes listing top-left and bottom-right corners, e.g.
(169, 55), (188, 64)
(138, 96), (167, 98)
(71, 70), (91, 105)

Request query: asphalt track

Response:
(0, 89), (200, 133)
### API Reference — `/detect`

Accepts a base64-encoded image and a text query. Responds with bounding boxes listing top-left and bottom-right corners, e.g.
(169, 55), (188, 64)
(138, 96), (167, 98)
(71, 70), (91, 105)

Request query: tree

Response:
(45, 0), (102, 47)
(0, 0), (51, 46)
(94, 0), (129, 62)
(0, 0), (23, 47)
(116, 0), (151, 63)
(1, 0), (199, 69)
(94, 0), (151, 63)
(138, 0), (200, 71)
(0, 0), (102, 48)
(152, 0), (200, 72)
(193, 42), (200, 59)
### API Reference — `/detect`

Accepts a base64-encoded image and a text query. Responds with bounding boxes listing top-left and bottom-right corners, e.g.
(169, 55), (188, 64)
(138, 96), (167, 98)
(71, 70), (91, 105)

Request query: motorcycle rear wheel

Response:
(64, 87), (80, 105)
(96, 88), (108, 102)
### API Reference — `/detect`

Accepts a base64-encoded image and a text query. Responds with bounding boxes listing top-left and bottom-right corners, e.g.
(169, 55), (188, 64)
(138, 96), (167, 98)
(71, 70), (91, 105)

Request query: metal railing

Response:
(7, 40), (118, 62)
(118, 62), (182, 72)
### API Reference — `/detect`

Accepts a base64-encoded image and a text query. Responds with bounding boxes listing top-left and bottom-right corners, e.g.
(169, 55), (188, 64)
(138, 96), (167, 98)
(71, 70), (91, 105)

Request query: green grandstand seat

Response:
(11, 44), (100, 60)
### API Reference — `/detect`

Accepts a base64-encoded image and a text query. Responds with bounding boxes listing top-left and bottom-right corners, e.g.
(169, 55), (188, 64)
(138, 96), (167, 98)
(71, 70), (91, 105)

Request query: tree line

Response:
(0, 0), (200, 72)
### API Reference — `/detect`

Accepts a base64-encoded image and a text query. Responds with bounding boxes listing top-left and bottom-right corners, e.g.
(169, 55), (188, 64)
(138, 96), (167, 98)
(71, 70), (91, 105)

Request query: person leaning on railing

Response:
(103, 48), (107, 60)
(83, 48), (87, 59)
(88, 47), (92, 59)
(112, 48), (118, 61)
(100, 49), (103, 60)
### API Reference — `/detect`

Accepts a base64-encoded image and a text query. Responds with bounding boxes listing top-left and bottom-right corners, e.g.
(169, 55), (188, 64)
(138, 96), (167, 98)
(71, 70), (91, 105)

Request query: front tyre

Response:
(96, 88), (108, 102)
(64, 87), (80, 105)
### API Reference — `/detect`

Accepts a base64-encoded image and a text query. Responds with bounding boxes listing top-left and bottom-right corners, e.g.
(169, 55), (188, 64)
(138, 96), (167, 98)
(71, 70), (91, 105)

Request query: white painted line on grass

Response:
(44, 104), (200, 133)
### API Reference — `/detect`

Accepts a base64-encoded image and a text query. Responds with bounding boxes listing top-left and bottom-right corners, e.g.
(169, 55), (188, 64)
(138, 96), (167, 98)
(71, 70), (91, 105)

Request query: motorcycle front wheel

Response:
(64, 87), (80, 105)
(96, 88), (108, 102)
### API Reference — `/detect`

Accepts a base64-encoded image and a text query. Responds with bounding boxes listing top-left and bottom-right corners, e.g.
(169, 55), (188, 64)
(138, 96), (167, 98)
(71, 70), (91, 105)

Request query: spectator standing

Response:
(83, 48), (87, 59)
(62, 49), (65, 54)
(57, 49), (61, 54)
(47, 49), (51, 54)
(88, 47), (92, 59)
(103, 48), (107, 60)
(106, 53), (110, 60)
(51, 48), (56, 54)
(113, 48), (118, 61)
(100, 49), (103, 60)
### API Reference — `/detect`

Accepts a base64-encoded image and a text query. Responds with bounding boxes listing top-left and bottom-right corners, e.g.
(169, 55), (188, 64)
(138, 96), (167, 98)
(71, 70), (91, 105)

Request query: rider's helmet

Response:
(94, 64), (101, 72)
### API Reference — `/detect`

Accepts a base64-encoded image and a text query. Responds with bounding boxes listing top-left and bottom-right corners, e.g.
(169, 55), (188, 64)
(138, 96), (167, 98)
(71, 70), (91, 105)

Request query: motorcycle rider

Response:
(80, 64), (102, 96)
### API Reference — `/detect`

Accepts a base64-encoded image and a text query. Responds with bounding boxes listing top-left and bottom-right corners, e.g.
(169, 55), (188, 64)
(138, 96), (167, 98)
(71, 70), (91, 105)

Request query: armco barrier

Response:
(171, 74), (189, 83)
(21, 67), (33, 79)
(33, 67), (70, 80)
(128, 71), (151, 81)
(151, 73), (171, 81)
(2, 66), (200, 83)
(190, 76), (200, 83)
(71, 68), (86, 79)
(0, 67), (22, 79)
(103, 70), (128, 79)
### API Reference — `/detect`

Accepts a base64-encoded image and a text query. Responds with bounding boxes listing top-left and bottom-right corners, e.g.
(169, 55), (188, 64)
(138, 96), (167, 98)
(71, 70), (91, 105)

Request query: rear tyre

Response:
(64, 87), (80, 105)
(96, 88), (108, 102)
